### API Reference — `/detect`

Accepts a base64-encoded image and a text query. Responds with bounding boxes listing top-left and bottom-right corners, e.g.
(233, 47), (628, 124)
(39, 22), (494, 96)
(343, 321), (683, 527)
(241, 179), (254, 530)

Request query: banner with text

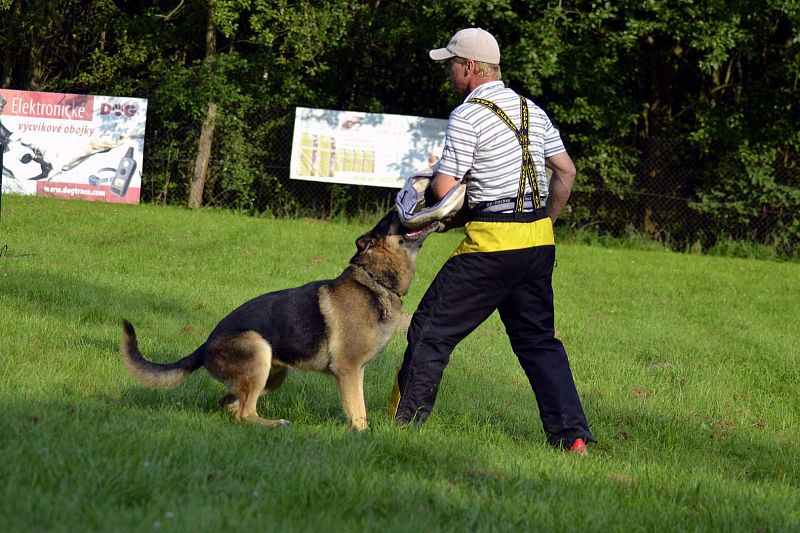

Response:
(0, 89), (147, 204)
(290, 107), (447, 189)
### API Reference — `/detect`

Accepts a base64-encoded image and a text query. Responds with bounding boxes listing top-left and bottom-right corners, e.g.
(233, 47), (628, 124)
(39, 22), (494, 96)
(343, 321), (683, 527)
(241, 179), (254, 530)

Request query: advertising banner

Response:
(290, 106), (447, 189)
(0, 89), (147, 204)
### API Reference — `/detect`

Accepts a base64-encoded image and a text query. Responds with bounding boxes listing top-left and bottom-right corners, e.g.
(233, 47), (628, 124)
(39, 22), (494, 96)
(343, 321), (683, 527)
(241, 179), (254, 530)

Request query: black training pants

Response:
(393, 244), (594, 446)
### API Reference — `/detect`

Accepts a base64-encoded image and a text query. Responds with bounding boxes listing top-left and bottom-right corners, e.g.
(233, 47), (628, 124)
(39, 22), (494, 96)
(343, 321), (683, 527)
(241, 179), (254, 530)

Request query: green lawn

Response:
(1, 194), (798, 531)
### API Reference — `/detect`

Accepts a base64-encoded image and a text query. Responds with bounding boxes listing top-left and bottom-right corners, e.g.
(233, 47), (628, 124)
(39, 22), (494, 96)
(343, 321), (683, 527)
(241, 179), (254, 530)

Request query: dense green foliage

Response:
(1, 1), (799, 253)
(1, 195), (799, 530)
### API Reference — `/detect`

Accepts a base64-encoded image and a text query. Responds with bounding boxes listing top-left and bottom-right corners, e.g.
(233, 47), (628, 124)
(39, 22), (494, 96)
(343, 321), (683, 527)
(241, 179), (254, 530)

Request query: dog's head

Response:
(350, 210), (437, 296)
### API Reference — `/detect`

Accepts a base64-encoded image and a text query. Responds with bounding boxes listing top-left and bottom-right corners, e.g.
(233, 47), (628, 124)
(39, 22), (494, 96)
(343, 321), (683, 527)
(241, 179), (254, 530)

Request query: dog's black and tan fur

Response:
(121, 211), (435, 430)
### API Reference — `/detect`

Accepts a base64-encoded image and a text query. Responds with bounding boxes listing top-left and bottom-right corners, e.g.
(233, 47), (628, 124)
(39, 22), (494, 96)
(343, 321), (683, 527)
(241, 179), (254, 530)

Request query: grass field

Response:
(1, 194), (798, 532)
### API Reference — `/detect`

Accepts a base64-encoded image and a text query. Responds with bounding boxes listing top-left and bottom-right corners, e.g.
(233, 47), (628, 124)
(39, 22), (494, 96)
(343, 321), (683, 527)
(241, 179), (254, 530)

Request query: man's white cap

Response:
(429, 28), (500, 64)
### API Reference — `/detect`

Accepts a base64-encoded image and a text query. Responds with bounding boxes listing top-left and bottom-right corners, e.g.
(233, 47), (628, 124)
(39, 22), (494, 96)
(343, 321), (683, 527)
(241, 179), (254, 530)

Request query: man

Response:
(390, 28), (594, 454)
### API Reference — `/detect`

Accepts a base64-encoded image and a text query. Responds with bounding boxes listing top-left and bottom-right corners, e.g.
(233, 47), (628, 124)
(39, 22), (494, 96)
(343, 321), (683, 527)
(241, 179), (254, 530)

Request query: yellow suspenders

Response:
(467, 96), (541, 212)
(451, 96), (554, 256)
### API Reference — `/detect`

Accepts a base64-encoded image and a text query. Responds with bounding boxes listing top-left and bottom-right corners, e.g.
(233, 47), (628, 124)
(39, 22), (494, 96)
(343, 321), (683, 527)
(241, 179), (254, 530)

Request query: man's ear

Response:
(356, 234), (377, 253)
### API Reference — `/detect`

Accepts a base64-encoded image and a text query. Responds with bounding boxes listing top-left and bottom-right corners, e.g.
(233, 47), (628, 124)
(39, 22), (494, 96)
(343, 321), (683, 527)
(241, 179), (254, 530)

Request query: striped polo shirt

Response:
(437, 81), (566, 209)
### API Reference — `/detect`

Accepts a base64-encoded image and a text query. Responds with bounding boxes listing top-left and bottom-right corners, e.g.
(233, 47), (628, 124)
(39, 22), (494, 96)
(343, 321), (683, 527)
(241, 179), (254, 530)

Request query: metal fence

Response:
(145, 123), (798, 258)
(570, 137), (798, 256)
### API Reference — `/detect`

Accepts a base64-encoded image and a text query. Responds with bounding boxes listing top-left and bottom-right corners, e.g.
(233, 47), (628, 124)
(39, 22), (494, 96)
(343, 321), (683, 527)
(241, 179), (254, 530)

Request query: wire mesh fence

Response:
(571, 136), (798, 256)
(143, 117), (798, 258)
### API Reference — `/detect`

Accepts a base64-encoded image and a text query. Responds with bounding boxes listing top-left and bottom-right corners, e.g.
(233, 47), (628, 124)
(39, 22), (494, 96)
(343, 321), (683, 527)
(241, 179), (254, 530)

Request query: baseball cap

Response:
(429, 28), (501, 64)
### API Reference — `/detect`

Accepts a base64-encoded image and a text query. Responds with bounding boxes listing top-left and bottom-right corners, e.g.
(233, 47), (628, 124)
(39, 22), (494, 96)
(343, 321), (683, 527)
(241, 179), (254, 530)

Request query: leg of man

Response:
(497, 245), (594, 446)
(392, 252), (513, 424)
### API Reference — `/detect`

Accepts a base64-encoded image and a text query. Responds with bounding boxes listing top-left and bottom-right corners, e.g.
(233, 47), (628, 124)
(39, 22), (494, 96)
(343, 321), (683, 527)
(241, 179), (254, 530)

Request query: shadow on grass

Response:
(0, 395), (794, 531)
(0, 268), (200, 331)
(2, 265), (796, 528)
(439, 389), (799, 489)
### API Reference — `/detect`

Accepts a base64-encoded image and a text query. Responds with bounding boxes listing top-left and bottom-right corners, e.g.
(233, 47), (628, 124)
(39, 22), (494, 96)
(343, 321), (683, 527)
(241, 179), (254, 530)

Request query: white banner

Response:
(0, 89), (147, 204)
(290, 106), (447, 188)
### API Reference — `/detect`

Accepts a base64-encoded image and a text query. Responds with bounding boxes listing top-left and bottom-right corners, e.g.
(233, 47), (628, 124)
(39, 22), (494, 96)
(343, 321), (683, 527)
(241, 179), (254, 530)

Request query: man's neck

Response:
(465, 77), (500, 94)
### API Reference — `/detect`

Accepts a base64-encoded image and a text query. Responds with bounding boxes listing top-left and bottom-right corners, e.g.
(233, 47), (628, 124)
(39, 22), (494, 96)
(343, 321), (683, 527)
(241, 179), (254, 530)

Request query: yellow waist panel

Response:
(452, 218), (555, 256)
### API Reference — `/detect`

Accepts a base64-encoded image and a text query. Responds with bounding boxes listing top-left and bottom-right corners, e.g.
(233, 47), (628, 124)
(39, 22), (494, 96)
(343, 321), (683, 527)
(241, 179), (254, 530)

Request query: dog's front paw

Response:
(350, 419), (368, 432)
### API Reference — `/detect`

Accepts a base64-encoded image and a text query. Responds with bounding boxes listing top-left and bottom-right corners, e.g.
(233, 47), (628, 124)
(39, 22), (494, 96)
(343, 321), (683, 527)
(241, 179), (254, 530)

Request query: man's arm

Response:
(544, 151), (576, 222)
(431, 172), (460, 200)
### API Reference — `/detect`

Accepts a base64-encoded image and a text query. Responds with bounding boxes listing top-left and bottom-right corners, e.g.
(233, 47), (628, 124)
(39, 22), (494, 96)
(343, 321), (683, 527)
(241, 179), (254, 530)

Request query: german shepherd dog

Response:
(120, 211), (436, 431)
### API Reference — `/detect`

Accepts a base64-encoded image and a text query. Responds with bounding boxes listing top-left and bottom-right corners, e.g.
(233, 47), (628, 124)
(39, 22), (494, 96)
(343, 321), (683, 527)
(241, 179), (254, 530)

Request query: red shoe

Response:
(569, 438), (589, 456)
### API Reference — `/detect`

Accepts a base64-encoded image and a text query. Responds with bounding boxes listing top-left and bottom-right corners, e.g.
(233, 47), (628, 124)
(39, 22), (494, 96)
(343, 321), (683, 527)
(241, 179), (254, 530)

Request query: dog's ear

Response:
(356, 233), (378, 253)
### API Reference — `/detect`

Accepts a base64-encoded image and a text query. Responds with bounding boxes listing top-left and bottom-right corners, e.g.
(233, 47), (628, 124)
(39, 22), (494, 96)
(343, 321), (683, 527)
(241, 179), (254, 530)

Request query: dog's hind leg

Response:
(265, 366), (289, 392)
(206, 332), (290, 427)
(218, 366), (289, 414)
(331, 363), (368, 431)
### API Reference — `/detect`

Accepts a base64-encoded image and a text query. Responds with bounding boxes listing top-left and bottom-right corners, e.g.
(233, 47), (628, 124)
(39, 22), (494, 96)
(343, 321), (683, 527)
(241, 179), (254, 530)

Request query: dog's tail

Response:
(120, 319), (205, 389)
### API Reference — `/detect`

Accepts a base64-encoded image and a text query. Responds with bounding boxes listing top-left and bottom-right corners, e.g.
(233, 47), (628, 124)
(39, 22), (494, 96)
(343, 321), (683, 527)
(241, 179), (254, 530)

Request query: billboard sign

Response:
(290, 106), (447, 189)
(0, 89), (147, 204)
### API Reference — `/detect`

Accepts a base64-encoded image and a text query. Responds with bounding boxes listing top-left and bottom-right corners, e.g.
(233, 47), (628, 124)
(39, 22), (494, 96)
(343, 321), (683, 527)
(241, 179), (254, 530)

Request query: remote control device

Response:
(110, 147), (137, 197)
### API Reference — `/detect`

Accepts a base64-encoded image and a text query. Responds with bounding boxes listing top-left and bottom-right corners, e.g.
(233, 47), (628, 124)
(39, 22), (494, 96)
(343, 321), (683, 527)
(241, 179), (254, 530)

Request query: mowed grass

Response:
(0, 194), (798, 532)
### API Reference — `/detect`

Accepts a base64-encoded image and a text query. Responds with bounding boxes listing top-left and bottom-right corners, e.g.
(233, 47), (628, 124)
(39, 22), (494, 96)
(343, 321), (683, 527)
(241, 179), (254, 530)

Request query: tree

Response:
(188, 3), (219, 209)
(1, 0), (797, 253)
